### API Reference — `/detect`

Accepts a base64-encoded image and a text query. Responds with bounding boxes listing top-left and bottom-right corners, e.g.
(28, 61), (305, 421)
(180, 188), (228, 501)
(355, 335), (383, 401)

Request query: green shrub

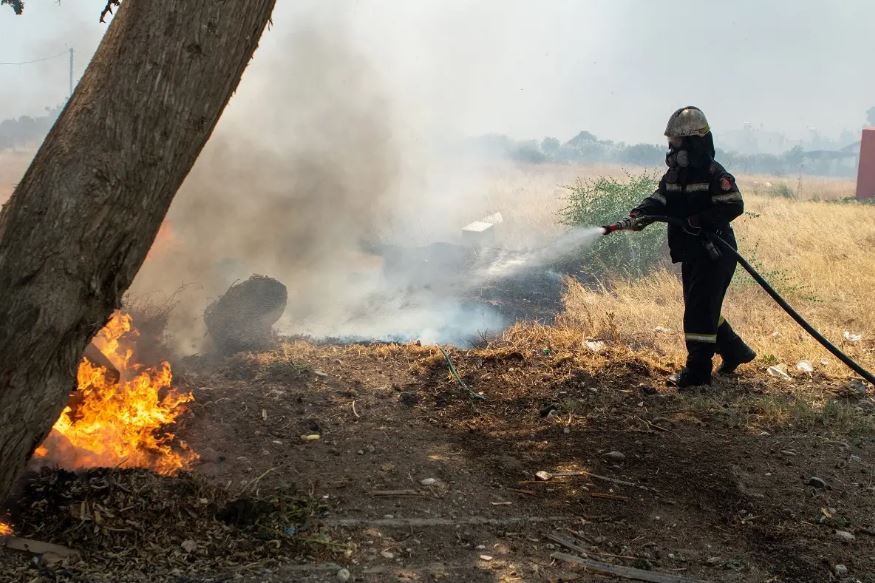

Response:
(559, 171), (668, 279)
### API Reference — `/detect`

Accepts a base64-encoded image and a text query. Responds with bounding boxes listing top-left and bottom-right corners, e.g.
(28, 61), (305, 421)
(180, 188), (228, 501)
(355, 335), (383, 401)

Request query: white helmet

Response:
(664, 106), (710, 138)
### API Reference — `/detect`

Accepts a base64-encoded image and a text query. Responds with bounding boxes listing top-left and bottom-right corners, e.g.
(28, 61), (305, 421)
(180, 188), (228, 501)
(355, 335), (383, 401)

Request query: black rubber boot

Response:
(718, 343), (757, 375)
(668, 356), (712, 389)
(669, 367), (712, 389)
(716, 320), (756, 375)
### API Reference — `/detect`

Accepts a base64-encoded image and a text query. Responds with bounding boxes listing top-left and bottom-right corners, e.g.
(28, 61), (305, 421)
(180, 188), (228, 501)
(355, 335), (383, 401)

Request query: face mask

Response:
(684, 135), (714, 168)
(665, 149), (689, 168)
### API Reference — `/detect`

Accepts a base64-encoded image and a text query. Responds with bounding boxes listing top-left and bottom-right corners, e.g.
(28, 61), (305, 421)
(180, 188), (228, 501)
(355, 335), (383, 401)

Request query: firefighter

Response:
(628, 106), (756, 388)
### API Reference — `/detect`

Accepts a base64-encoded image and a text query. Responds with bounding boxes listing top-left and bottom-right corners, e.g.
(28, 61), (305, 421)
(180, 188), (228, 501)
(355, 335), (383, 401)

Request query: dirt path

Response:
(175, 342), (875, 583)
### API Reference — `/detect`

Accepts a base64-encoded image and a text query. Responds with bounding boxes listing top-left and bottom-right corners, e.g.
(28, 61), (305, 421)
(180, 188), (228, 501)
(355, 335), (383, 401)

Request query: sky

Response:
(1, 0), (874, 145)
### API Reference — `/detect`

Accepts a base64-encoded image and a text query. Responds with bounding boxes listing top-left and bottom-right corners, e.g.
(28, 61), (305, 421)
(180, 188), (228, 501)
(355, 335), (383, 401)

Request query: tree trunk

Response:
(0, 0), (276, 501)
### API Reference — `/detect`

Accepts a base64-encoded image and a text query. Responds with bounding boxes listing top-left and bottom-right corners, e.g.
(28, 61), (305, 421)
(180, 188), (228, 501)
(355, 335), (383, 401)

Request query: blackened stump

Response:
(205, 275), (287, 354)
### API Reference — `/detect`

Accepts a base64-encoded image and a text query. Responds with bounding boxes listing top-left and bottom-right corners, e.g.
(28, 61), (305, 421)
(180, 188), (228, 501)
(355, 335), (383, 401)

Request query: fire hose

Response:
(603, 215), (875, 386)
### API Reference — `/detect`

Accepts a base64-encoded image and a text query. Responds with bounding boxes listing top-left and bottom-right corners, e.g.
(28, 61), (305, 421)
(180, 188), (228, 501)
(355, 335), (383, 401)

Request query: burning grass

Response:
(35, 311), (197, 475)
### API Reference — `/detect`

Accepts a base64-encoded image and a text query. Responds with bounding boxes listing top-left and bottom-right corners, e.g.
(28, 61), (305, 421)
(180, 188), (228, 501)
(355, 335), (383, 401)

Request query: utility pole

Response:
(68, 48), (74, 98)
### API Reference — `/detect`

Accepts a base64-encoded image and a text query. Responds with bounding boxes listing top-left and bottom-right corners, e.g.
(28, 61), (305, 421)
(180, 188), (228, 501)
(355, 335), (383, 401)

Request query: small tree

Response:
(541, 136), (560, 156)
(1, 0), (24, 15)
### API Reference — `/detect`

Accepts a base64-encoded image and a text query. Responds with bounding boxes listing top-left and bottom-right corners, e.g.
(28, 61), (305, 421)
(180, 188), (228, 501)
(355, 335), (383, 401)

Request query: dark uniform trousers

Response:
(681, 250), (744, 370)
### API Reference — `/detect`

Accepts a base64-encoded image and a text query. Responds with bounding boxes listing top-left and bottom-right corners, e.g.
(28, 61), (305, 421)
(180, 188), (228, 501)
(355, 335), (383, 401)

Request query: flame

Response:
(146, 221), (179, 261)
(35, 311), (197, 474)
(0, 521), (11, 536)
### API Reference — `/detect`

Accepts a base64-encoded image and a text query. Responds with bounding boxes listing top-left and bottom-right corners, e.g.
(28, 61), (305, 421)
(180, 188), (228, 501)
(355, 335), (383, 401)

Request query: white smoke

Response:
(128, 5), (605, 350)
(472, 227), (605, 283)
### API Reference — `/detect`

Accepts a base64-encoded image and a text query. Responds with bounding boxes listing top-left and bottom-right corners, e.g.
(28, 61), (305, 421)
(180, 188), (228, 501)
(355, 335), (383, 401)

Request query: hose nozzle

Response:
(602, 216), (641, 234)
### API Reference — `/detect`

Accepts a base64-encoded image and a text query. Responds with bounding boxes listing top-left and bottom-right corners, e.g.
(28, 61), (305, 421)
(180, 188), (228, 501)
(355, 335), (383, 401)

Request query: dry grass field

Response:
(471, 162), (873, 378)
(562, 192), (875, 375)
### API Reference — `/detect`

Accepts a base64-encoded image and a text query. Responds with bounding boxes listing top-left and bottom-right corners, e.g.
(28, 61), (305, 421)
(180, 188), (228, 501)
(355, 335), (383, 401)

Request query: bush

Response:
(559, 171), (668, 279)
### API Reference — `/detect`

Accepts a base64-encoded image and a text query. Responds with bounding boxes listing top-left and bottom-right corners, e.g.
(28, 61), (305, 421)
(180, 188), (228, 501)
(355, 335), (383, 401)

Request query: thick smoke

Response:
(129, 12), (601, 352)
(130, 20), (502, 350)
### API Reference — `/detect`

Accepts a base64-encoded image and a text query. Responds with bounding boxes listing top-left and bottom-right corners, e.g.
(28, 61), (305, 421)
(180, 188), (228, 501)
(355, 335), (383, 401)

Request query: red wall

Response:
(858, 128), (875, 199)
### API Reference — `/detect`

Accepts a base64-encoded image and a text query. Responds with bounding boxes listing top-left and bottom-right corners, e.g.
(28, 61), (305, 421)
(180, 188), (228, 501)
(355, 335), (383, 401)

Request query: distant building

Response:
(857, 128), (875, 199)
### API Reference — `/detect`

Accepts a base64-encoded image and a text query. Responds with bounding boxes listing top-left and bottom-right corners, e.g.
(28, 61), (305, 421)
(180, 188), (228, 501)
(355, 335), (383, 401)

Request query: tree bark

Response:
(0, 0), (275, 501)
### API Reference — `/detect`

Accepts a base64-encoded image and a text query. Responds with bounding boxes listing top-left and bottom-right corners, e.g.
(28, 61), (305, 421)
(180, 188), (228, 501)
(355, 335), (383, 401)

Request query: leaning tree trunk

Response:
(0, 0), (276, 501)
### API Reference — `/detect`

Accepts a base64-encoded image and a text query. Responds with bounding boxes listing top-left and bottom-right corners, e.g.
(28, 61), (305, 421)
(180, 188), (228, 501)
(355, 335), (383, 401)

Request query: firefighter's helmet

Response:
(664, 106), (710, 138)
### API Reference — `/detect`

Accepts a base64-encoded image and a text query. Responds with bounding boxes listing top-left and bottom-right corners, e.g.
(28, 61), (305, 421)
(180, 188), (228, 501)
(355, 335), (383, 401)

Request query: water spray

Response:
(603, 215), (875, 386)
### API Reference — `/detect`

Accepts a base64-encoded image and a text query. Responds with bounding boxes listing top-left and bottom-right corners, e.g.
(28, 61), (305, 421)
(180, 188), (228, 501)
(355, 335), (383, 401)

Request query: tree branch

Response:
(100, 0), (121, 23)
(1, 0), (24, 15)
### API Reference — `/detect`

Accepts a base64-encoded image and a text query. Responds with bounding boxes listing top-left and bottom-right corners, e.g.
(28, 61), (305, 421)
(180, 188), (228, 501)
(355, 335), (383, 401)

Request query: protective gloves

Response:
(623, 211), (654, 232)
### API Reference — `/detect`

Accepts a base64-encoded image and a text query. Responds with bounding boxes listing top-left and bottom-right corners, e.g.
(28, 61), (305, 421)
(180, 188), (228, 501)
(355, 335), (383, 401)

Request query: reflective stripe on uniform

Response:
(651, 192), (667, 204)
(664, 182), (709, 193)
(686, 183), (710, 192)
(685, 332), (717, 343)
(712, 192), (742, 203)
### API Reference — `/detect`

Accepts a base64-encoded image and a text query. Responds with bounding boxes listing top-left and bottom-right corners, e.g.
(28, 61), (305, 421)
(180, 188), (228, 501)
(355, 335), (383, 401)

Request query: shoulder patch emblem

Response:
(720, 176), (733, 191)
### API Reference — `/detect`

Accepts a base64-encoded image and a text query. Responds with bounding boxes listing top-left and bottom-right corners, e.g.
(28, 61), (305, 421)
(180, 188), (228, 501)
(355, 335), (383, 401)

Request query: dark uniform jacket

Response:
(633, 160), (744, 263)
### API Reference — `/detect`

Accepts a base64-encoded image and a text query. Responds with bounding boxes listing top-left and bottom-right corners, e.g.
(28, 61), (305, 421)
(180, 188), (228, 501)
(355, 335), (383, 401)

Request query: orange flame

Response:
(35, 311), (197, 474)
(146, 221), (179, 261)
(0, 521), (12, 536)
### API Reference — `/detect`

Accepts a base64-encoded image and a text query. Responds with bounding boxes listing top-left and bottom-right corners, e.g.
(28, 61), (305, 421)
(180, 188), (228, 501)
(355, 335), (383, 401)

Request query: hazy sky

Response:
(2, 1), (873, 144)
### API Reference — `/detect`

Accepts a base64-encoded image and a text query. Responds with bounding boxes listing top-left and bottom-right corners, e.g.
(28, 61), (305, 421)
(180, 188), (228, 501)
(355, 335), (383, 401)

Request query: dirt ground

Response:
(4, 335), (872, 583)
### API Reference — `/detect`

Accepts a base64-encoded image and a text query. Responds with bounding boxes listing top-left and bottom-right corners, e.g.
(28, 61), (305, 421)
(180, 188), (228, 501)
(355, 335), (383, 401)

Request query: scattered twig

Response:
(351, 400), (360, 418)
(239, 467), (276, 496)
(636, 416), (670, 433)
(322, 515), (574, 528)
(546, 533), (590, 557)
(507, 488), (537, 496)
(551, 551), (712, 583)
(536, 469), (658, 493)
(589, 492), (629, 502)
(369, 490), (422, 497)
(587, 472), (658, 493)
(537, 470), (589, 480)
(548, 532), (640, 561)
(438, 345), (485, 400)
(363, 561), (486, 576)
